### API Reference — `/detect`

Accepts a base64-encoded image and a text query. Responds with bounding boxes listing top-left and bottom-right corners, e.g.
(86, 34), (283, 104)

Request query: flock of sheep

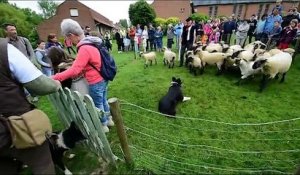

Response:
(139, 41), (296, 92)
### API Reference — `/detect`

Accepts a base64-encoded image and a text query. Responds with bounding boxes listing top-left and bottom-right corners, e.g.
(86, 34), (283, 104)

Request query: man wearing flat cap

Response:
(179, 17), (196, 67)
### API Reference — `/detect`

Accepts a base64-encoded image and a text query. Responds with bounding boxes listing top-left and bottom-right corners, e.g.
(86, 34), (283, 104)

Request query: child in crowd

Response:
(203, 20), (213, 45)
(35, 40), (53, 76)
(278, 19), (298, 49)
(267, 21), (282, 48)
(209, 26), (220, 44)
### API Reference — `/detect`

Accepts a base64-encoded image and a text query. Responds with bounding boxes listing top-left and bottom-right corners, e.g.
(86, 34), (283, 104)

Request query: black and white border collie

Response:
(48, 121), (86, 175)
(158, 77), (184, 116)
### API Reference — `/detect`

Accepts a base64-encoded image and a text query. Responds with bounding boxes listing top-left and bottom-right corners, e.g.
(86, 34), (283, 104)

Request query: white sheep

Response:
(140, 51), (157, 68)
(231, 50), (255, 62)
(258, 48), (295, 59)
(283, 48), (295, 57)
(244, 41), (267, 52)
(195, 48), (231, 75)
(252, 52), (292, 92)
(202, 43), (230, 53)
(186, 51), (202, 75)
(163, 47), (176, 68)
(234, 58), (263, 85)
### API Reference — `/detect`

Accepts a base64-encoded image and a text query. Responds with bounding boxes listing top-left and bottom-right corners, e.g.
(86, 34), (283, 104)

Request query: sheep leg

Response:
(275, 74), (279, 80)
(193, 67), (197, 76)
(280, 73), (286, 83)
(216, 69), (222, 76)
(163, 58), (166, 66)
(155, 59), (157, 65)
(259, 74), (269, 92)
(188, 64), (193, 73)
(235, 78), (245, 86)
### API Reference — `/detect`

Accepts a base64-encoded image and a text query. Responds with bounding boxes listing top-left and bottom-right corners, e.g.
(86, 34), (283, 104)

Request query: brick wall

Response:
(151, 0), (191, 22)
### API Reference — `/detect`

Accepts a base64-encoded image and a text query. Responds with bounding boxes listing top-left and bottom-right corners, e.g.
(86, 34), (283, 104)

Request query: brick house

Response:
(151, 0), (192, 22)
(152, 0), (299, 21)
(37, 0), (115, 41)
(193, 0), (300, 19)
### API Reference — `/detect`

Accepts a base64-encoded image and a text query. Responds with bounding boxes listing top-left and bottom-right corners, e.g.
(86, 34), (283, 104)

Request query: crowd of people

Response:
(112, 3), (299, 55)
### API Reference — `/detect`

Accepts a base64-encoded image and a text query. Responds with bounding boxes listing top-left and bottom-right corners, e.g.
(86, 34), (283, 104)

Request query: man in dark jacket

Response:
(147, 23), (156, 51)
(247, 14), (258, 43)
(115, 29), (124, 53)
(222, 16), (236, 44)
(0, 38), (60, 174)
(179, 17), (196, 67)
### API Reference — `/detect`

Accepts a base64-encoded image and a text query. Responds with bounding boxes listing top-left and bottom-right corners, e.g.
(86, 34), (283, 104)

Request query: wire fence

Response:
(117, 99), (300, 174)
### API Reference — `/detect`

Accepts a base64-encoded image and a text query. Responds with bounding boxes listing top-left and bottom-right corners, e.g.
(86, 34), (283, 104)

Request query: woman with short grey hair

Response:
(60, 19), (84, 37)
(52, 18), (114, 132)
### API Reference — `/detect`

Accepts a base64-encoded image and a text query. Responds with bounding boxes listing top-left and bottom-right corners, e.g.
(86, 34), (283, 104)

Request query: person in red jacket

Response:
(52, 18), (114, 132)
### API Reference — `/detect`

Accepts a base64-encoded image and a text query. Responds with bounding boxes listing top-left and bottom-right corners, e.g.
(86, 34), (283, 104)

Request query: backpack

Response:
(77, 43), (117, 81)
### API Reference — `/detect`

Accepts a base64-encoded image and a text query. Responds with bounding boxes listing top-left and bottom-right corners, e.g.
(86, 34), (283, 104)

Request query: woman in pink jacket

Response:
(52, 18), (113, 132)
(203, 20), (213, 44)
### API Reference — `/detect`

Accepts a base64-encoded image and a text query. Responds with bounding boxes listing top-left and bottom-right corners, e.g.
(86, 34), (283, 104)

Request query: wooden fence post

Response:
(108, 98), (133, 166)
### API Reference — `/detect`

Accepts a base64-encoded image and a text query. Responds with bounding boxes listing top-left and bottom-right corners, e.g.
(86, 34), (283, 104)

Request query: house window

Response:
(258, 4), (263, 18)
(180, 8), (185, 13)
(233, 4), (238, 15)
(214, 6), (218, 17)
(264, 4), (270, 14)
(209, 6), (213, 17)
(70, 8), (79, 17)
(238, 4), (243, 16)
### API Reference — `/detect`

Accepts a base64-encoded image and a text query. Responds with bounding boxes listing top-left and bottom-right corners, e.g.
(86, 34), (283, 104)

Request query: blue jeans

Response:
(89, 80), (110, 125)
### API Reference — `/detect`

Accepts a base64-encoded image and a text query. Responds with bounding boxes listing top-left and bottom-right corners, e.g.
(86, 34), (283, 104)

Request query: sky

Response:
(8, 0), (153, 23)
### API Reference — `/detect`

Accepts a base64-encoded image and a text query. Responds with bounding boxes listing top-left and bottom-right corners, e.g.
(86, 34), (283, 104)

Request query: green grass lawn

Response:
(39, 38), (300, 174)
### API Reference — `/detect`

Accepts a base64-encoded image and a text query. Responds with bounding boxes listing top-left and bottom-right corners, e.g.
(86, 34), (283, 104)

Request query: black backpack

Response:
(77, 43), (117, 81)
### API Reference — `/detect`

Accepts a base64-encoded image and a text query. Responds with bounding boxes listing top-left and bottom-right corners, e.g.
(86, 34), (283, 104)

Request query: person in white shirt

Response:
(142, 25), (149, 52)
(0, 38), (60, 174)
(236, 20), (250, 46)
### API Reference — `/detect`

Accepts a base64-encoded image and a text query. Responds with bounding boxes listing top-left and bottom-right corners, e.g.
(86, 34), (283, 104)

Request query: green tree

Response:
(190, 13), (209, 22)
(165, 17), (180, 26)
(154, 17), (166, 27)
(0, 3), (31, 38)
(0, 3), (44, 45)
(0, 0), (8, 3)
(38, 0), (58, 19)
(119, 19), (128, 29)
(128, 0), (156, 27)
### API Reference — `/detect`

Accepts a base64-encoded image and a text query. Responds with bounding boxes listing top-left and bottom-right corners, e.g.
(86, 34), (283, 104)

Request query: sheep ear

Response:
(172, 77), (176, 81)
(222, 47), (229, 53)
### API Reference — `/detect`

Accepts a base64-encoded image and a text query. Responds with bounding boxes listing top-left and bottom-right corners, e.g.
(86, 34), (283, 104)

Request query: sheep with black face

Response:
(252, 52), (293, 92)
